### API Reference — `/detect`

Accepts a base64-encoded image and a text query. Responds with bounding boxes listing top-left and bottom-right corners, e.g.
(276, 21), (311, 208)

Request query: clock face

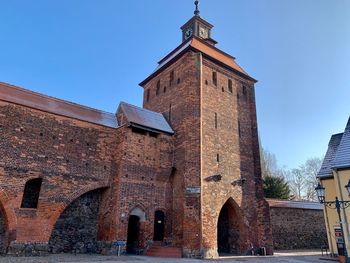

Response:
(199, 27), (208, 39)
(185, 27), (193, 39)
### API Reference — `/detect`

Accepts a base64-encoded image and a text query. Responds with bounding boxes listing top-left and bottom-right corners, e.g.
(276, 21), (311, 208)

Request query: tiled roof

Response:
(190, 37), (251, 78)
(140, 36), (256, 86)
(118, 102), (174, 135)
(332, 118), (350, 170)
(317, 133), (343, 178)
(0, 82), (118, 128)
(266, 198), (323, 210)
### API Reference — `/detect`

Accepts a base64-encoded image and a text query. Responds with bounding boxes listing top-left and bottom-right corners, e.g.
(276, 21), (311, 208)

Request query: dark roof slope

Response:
(332, 118), (350, 170)
(0, 82), (118, 128)
(118, 102), (174, 135)
(318, 133), (343, 178)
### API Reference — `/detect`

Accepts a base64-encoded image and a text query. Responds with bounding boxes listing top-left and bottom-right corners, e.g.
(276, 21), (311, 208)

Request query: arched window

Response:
(21, 178), (42, 208)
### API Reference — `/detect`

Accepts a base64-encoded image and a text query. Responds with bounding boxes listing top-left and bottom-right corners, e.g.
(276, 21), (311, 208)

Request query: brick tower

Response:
(140, 1), (273, 258)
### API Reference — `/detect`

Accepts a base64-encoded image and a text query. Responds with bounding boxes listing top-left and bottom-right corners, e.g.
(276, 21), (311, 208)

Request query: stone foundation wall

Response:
(48, 189), (102, 253)
(270, 207), (327, 250)
(0, 210), (6, 254)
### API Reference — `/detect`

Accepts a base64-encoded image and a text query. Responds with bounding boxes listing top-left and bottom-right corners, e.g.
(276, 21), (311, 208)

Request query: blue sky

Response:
(1, 0), (349, 169)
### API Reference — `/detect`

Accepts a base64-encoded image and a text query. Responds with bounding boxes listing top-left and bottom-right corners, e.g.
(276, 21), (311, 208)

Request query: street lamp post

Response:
(315, 180), (350, 263)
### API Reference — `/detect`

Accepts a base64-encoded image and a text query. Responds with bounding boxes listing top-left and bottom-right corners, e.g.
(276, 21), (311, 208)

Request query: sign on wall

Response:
(334, 227), (344, 244)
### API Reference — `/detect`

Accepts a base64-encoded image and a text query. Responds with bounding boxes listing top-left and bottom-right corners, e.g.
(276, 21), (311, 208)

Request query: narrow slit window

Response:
(217, 154), (220, 162)
(170, 71), (174, 86)
(169, 103), (172, 122)
(156, 80), (160, 95)
(146, 89), (150, 102)
(215, 113), (218, 129)
(212, 72), (217, 86)
(228, 79), (233, 93)
(21, 178), (43, 209)
(238, 121), (241, 138)
(242, 84), (247, 99)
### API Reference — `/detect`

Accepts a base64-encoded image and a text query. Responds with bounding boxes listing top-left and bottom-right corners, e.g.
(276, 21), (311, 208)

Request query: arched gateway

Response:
(217, 198), (244, 255)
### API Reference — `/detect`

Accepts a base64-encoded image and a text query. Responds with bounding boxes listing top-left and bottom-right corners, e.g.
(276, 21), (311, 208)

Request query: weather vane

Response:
(194, 0), (200, 16)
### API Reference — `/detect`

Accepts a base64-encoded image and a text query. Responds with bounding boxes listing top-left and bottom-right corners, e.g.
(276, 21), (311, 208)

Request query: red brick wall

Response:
(110, 125), (174, 251)
(0, 100), (116, 250)
(200, 57), (243, 257)
(0, 97), (175, 255)
(141, 50), (272, 258)
(0, 44), (272, 258)
(142, 51), (202, 256)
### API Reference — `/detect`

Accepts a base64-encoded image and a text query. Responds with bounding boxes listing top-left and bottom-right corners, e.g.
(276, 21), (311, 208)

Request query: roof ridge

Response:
(346, 116), (350, 132)
(0, 81), (118, 128)
(0, 81), (115, 116)
(266, 198), (318, 204)
(120, 101), (164, 116)
(331, 116), (350, 170)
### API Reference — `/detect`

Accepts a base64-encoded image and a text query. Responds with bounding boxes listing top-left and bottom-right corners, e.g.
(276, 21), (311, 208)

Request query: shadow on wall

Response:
(48, 188), (105, 254)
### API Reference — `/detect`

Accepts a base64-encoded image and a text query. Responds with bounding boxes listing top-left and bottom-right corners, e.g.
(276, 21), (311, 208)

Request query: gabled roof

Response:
(317, 133), (343, 178)
(0, 82), (118, 128)
(139, 36), (256, 86)
(118, 102), (174, 135)
(332, 118), (350, 170)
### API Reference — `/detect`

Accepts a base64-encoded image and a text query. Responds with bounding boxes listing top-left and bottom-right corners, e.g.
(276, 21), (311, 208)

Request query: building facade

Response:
(0, 5), (273, 258)
(318, 117), (350, 257)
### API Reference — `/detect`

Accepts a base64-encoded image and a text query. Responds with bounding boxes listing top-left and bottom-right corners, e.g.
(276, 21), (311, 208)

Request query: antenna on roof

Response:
(194, 0), (200, 16)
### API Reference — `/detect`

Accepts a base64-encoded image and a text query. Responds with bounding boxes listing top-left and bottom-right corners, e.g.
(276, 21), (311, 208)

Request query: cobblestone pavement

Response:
(0, 251), (330, 263)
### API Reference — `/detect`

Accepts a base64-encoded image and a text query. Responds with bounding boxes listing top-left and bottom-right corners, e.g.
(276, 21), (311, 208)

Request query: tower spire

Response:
(194, 0), (200, 16)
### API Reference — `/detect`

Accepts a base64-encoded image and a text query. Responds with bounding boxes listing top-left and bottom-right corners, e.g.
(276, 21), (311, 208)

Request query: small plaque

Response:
(186, 187), (200, 194)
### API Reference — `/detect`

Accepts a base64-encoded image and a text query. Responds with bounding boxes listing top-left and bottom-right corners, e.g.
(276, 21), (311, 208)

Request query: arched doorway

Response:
(0, 206), (7, 254)
(126, 215), (140, 254)
(217, 198), (242, 255)
(153, 210), (165, 241)
(126, 207), (145, 254)
(48, 188), (104, 254)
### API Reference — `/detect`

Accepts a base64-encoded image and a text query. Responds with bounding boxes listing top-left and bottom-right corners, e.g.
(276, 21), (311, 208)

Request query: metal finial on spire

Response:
(194, 0), (200, 16)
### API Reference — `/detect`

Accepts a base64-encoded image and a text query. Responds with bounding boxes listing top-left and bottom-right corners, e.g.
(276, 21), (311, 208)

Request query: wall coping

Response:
(266, 198), (323, 210)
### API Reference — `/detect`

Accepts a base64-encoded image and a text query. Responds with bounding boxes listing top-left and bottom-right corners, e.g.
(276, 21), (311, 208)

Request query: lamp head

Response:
(315, 182), (325, 203)
(345, 179), (350, 197)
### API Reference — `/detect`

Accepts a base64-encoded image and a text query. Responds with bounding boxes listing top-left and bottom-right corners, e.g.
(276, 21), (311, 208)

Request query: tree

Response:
(287, 168), (306, 200)
(260, 148), (279, 178)
(260, 144), (323, 201)
(263, 175), (291, 199)
(302, 157), (323, 201)
(286, 157), (323, 201)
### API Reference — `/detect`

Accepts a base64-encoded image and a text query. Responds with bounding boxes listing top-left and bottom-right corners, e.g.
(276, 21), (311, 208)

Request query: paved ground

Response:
(0, 251), (334, 263)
